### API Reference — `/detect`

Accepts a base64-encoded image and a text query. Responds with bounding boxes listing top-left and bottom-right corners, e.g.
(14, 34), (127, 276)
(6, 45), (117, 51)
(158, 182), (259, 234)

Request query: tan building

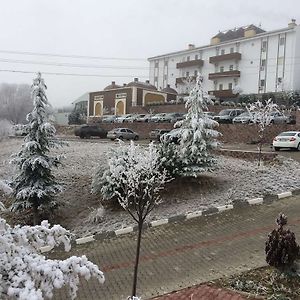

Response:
(88, 78), (177, 119)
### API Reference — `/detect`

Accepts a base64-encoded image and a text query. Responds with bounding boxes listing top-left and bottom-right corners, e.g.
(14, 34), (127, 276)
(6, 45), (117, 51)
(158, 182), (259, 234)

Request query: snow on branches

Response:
(97, 141), (169, 222)
(10, 73), (63, 223)
(0, 217), (104, 300)
(247, 98), (278, 166)
(171, 74), (220, 177)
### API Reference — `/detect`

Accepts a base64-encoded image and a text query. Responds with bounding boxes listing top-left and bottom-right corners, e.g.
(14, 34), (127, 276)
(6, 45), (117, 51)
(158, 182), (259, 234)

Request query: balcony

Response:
(208, 70), (240, 80)
(208, 89), (238, 98)
(176, 76), (196, 85)
(176, 59), (204, 69)
(209, 52), (242, 64)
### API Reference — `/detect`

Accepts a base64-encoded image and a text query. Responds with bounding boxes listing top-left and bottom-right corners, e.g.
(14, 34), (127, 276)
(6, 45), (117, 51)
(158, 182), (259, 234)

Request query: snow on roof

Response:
(71, 92), (89, 105)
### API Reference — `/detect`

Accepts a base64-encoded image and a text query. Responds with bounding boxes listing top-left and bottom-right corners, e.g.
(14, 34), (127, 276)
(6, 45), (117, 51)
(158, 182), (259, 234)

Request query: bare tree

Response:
(0, 83), (32, 124)
(247, 99), (278, 167)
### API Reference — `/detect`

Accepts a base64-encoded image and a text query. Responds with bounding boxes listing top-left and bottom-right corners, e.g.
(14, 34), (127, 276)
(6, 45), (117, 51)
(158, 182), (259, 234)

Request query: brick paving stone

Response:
(51, 195), (300, 300)
(151, 284), (251, 300)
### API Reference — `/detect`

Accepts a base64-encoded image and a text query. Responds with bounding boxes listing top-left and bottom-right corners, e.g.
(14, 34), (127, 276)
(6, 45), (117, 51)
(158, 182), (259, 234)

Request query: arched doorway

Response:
(116, 100), (125, 115)
(94, 102), (102, 116)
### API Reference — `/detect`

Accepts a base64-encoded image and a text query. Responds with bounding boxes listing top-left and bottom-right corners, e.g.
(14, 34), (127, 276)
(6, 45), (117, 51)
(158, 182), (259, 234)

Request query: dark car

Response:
(149, 129), (171, 141)
(213, 109), (245, 124)
(74, 125), (107, 139)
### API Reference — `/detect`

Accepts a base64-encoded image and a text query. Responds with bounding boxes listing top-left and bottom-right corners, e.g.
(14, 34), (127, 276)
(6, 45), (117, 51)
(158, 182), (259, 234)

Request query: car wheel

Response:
(274, 147), (280, 151)
(297, 143), (300, 151)
(134, 135), (139, 141)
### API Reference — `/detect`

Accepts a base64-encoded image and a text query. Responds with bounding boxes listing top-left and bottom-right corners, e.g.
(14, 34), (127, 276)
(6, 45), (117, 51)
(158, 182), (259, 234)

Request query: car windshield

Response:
(219, 110), (232, 116)
(278, 132), (296, 136)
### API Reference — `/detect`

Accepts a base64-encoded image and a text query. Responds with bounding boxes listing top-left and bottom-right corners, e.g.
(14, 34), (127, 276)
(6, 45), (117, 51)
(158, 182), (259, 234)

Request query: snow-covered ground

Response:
(1, 138), (300, 237)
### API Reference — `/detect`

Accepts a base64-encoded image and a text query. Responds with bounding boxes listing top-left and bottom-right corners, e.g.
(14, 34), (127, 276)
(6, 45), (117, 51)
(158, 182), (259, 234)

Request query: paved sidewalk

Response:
(52, 195), (300, 300)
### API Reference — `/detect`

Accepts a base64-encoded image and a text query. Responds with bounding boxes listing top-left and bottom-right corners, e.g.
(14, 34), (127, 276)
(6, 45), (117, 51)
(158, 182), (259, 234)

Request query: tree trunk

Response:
(131, 220), (143, 298)
(258, 143), (262, 167)
(32, 203), (39, 225)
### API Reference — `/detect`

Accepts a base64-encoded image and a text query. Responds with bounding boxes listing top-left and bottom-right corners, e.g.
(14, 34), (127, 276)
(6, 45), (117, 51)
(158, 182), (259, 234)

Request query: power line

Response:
(0, 49), (147, 62)
(0, 68), (149, 78)
(0, 57), (148, 70)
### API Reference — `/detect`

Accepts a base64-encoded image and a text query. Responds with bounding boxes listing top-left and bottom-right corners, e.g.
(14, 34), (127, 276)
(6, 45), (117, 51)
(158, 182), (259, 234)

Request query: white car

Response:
(273, 131), (300, 151)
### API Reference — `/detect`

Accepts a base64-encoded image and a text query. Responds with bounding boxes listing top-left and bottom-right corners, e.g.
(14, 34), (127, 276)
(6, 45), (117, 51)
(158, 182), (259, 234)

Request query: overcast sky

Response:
(0, 0), (298, 108)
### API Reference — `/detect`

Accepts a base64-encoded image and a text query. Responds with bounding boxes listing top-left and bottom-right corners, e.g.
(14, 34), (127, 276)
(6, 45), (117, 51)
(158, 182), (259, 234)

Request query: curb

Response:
(41, 188), (299, 253)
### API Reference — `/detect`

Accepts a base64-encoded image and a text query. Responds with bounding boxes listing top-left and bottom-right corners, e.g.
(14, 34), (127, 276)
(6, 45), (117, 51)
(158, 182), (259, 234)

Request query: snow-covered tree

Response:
(0, 217), (104, 300)
(10, 73), (63, 224)
(95, 141), (169, 298)
(247, 98), (278, 166)
(171, 74), (220, 177)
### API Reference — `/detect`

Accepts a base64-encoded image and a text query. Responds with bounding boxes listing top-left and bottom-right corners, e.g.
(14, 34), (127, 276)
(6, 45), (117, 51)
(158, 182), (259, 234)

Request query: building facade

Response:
(88, 78), (177, 119)
(148, 20), (300, 99)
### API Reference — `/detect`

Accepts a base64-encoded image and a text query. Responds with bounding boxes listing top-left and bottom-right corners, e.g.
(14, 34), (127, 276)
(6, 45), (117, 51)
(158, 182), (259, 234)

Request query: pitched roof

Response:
(72, 92), (89, 105)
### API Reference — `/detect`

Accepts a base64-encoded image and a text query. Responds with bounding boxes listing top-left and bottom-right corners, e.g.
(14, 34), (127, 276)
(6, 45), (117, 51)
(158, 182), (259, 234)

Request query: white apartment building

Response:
(148, 20), (300, 99)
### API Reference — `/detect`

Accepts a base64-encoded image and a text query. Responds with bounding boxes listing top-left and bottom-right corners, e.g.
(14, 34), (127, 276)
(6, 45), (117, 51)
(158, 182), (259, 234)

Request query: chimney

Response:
(123, 83), (127, 87)
(112, 81), (115, 85)
(167, 84), (170, 88)
(134, 78), (138, 82)
(288, 18), (297, 28)
(188, 44), (195, 50)
(145, 80), (150, 84)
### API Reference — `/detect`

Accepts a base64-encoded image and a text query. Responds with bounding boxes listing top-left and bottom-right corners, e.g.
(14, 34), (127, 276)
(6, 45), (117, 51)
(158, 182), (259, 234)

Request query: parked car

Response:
(232, 112), (253, 124)
(107, 128), (139, 140)
(149, 129), (171, 141)
(128, 114), (146, 122)
(161, 128), (182, 144)
(115, 114), (135, 123)
(213, 109), (245, 123)
(203, 112), (216, 119)
(13, 124), (27, 136)
(102, 115), (117, 123)
(151, 113), (168, 123)
(137, 114), (153, 122)
(269, 111), (295, 124)
(74, 125), (107, 139)
(162, 113), (185, 123)
(273, 131), (300, 151)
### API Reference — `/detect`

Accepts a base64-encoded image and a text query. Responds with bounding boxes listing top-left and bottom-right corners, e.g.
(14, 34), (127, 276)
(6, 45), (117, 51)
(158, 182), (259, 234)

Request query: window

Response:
(280, 37), (285, 45)
(229, 65), (234, 71)
(186, 71), (190, 77)
(164, 74), (167, 80)
(154, 76), (158, 83)
(194, 70), (198, 76)
(230, 47), (234, 53)
(219, 84), (223, 90)
(262, 41), (267, 51)
(220, 66), (224, 72)
(216, 47), (220, 55)
(164, 61), (168, 66)
(127, 129), (133, 133)
(221, 49), (225, 55)
(195, 54), (198, 60)
(228, 83), (233, 90)
(260, 79), (265, 87)
(121, 129), (126, 132)
(155, 61), (159, 68)
(278, 57), (284, 65)
(261, 59), (266, 66)
(277, 77), (282, 84)
(187, 56), (190, 61)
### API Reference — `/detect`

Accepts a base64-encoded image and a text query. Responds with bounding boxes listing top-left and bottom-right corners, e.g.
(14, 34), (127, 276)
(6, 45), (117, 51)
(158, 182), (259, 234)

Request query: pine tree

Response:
(176, 74), (220, 177)
(10, 73), (62, 224)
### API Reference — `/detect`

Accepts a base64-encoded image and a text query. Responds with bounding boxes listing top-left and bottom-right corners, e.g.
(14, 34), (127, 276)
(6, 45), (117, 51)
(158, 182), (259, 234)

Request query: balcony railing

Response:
(175, 76), (196, 84)
(208, 70), (240, 80)
(208, 89), (238, 98)
(209, 52), (242, 64)
(176, 59), (204, 69)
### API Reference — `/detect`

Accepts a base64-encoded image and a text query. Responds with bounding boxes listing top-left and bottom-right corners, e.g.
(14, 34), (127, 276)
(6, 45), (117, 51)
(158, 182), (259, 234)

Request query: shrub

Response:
(265, 213), (299, 270)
